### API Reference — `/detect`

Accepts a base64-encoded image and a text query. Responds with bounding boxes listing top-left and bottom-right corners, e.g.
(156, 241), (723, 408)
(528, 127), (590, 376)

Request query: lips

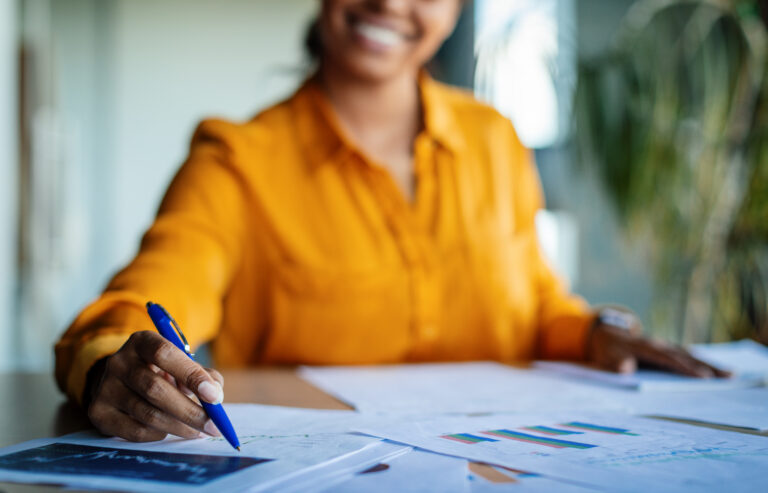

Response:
(347, 10), (416, 52)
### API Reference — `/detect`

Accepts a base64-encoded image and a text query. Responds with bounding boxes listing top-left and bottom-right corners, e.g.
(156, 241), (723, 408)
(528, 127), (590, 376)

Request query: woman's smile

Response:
(347, 10), (417, 53)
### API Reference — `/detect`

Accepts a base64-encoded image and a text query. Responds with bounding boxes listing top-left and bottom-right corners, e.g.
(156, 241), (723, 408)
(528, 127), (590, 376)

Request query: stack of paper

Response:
(533, 361), (764, 391)
(0, 404), (407, 492)
(330, 448), (469, 493)
(534, 339), (768, 392)
(299, 362), (626, 414)
(356, 412), (768, 492)
(2, 341), (767, 491)
(468, 464), (600, 493)
(690, 339), (768, 380)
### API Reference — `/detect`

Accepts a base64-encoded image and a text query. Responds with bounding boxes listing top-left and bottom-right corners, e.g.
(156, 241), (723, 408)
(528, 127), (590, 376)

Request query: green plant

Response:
(575, 0), (768, 344)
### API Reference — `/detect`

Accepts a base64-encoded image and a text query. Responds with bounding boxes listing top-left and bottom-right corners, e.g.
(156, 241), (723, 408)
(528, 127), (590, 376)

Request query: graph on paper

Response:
(0, 443), (272, 485)
(359, 413), (768, 491)
(439, 422), (639, 450)
(441, 433), (499, 444)
(558, 422), (639, 436)
(482, 430), (596, 449)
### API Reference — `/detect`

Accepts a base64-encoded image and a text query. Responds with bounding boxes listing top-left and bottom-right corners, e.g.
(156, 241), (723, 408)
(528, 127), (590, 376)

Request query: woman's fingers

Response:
(626, 338), (714, 377)
(594, 342), (637, 374)
(121, 359), (211, 433)
(588, 324), (637, 374)
(588, 324), (731, 378)
(668, 346), (732, 378)
(697, 358), (732, 378)
(130, 331), (223, 404)
(88, 400), (167, 443)
(86, 333), (230, 444)
(106, 379), (202, 439)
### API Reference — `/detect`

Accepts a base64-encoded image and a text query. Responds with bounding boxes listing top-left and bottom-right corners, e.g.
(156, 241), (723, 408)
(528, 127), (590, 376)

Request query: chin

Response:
(332, 50), (411, 83)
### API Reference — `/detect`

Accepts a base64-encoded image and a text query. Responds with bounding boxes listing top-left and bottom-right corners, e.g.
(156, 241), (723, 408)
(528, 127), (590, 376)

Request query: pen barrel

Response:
(202, 401), (240, 449)
(147, 302), (240, 450)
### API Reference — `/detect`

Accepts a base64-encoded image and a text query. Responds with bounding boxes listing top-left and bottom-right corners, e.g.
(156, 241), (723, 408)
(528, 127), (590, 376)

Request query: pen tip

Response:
(236, 447), (241, 452)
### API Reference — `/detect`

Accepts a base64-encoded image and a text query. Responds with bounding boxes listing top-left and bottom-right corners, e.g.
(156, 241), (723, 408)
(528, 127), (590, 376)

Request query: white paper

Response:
(278, 441), (413, 493)
(0, 404), (401, 492)
(468, 468), (599, 493)
(357, 412), (768, 492)
(691, 339), (768, 380)
(299, 362), (625, 414)
(330, 448), (469, 493)
(618, 387), (768, 431)
(533, 361), (764, 391)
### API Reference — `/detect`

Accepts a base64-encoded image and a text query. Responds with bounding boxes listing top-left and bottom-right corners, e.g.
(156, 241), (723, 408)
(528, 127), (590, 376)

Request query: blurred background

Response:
(0, 0), (766, 372)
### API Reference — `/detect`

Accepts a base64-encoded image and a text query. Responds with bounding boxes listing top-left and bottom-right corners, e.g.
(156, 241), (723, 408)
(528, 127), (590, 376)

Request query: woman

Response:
(55, 0), (726, 442)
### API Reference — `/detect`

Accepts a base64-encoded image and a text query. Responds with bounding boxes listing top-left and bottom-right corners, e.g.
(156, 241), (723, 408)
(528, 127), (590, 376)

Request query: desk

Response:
(0, 369), (349, 493)
(0, 370), (765, 492)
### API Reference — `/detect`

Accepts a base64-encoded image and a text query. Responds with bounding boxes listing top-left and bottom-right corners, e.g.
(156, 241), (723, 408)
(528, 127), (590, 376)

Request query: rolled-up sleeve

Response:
(54, 119), (250, 405)
(508, 127), (595, 360)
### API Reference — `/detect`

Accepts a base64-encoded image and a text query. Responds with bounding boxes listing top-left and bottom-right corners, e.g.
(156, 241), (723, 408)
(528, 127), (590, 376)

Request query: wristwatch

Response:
(595, 307), (636, 331)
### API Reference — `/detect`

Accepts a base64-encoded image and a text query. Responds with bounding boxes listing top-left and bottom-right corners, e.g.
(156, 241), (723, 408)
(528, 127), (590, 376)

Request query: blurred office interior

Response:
(0, 0), (766, 372)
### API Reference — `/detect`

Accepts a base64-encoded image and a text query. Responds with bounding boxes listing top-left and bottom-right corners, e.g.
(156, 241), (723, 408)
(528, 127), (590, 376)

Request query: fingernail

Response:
(204, 420), (221, 437)
(198, 381), (223, 404)
(618, 358), (636, 374)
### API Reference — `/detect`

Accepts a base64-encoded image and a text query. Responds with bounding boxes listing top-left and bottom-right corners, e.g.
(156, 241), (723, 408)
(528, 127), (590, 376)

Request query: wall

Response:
(23, 0), (316, 371)
(0, 0), (19, 371)
(540, 0), (655, 325)
(109, 0), (316, 269)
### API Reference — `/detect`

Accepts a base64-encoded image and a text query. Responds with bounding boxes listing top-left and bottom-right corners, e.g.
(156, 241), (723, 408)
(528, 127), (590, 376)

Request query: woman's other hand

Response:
(85, 331), (224, 442)
(587, 310), (731, 378)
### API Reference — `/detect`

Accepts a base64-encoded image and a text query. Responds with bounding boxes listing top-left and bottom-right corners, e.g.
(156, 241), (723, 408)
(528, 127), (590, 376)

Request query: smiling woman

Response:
(318, 0), (461, 81)
(54, 0), (727, 444)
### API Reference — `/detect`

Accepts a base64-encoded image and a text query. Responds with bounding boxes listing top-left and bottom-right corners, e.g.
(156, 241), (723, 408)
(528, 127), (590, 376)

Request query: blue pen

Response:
(146, 301), (241, 451)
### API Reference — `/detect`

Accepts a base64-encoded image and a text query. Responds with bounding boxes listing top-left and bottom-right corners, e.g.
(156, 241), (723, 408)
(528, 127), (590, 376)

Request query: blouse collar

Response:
(291, 70), (466, 169)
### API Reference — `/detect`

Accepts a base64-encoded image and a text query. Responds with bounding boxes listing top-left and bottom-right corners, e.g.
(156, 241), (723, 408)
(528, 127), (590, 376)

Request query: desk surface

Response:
(1, 369), (765, 492)
(0, 369), (349, 448)
(0, 369), (350, 493)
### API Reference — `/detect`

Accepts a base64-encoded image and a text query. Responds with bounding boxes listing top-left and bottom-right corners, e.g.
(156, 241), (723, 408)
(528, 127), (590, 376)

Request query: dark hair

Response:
(304, 18), (323, 62)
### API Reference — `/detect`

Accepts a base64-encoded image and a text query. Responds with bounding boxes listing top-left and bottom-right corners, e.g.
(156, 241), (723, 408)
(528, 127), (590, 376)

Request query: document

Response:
(533, 361), (764, 391)
(468, 465), (599, 493)
(299, 362), (625, 414)
(620, 387), (768, 431)
(690, 339), (768, 380)
(301, 361), (768, 431)
(277, 441), (413, 493)
(332, 447), (469, 493)
(357, 412), (768, 492)
(0, 404), (405, 492)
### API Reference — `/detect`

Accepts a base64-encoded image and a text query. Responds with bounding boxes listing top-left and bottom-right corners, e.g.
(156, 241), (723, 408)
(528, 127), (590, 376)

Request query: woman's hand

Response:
(587, 320), (731, 378)
(85, 331), (224, 442)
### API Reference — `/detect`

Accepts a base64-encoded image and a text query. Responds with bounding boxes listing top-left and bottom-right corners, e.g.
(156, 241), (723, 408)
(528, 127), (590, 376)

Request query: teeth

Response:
(355, 21), (403, 47)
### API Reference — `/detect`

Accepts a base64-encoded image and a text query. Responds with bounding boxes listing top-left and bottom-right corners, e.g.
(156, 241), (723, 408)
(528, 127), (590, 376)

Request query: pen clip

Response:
(156, 304), (195, 357)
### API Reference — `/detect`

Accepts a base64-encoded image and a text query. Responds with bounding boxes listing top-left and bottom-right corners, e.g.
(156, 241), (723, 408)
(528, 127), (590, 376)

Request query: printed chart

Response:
(0, 443), (270, 485)
(440, 421), (637, 450)
(358, 413), (768, 492)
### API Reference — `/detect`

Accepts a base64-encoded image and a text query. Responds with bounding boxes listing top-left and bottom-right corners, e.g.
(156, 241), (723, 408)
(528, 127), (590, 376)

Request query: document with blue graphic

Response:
(357, 412), (768, 493)
(0, 404), (405, 492)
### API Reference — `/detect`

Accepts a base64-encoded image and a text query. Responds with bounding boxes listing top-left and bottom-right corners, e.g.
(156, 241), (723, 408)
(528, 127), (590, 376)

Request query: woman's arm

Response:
(508, 124), (727, 376)
(55, 119), (251, 439)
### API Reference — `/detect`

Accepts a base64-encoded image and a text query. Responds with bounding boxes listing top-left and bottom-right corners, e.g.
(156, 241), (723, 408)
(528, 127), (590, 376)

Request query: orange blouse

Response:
(55, 75), (594, 404)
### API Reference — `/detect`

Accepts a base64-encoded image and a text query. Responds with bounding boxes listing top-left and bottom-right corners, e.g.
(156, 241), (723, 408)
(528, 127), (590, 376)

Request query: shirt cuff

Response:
(66, 332), (132, 407)
(538, 312), (597, 361)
